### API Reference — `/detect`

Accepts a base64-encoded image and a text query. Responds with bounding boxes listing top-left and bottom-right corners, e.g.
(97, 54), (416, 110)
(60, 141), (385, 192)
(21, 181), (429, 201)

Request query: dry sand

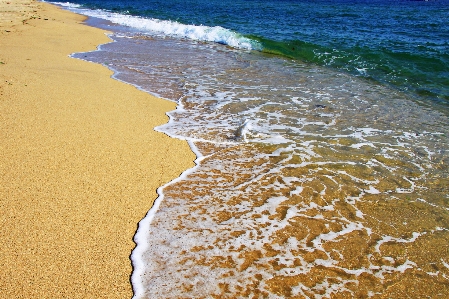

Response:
(0, 1), (195, 298)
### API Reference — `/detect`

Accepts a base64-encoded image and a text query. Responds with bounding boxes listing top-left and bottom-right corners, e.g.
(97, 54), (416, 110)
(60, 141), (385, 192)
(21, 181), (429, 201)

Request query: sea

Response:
(51, 0), (449, 298)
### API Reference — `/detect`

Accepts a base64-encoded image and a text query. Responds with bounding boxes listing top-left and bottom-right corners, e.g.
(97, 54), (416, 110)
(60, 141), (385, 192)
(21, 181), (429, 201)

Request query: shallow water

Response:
(72, 33), (449, 298)
(58, 1), (449, 297)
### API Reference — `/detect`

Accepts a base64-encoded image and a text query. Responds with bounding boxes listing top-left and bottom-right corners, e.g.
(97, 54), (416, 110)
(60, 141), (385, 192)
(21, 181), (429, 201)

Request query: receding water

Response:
(59, 0), (449, 297)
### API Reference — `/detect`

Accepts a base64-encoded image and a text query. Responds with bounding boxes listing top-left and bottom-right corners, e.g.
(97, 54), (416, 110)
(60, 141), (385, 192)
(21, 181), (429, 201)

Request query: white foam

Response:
(396, 176), (415, 193)
(442, 259), (449, 270)
(365, 186), (381, 194)
(267, 196), (288, 214)
(52, 2), (261, 50)
(130, 140), (205, 299)
(374, 232), (422, 253)
(51, 1), (81, 9)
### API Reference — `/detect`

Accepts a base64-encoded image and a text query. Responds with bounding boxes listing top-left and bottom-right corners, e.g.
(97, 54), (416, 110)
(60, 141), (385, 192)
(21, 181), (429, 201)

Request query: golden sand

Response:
(0, 1), (194, 297)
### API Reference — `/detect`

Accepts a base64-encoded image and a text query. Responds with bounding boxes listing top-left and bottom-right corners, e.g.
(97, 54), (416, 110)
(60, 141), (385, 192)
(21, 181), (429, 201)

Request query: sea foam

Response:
(53, 1), (261, 50)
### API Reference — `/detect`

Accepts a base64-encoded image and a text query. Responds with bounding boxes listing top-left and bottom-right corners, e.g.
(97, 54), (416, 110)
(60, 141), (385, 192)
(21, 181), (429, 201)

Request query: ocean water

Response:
(53, 0), (449, 298)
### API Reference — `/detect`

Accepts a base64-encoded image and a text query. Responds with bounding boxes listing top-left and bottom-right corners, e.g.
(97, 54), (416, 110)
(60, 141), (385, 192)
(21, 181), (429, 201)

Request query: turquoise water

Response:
(55, 1), (449, 298)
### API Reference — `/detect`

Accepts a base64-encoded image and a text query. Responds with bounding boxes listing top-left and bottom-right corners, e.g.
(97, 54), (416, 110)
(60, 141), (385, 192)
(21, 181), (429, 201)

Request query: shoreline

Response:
(0, 1), (195, 298)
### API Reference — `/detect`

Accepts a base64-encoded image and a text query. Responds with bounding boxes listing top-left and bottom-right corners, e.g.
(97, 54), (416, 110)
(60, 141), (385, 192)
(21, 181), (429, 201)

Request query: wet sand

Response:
(0, 1), (194, 298)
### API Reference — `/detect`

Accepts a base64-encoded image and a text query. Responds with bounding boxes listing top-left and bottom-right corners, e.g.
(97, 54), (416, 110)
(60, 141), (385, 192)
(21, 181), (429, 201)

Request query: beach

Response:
(3, 0), (449, 298)
(0, 1), (194, 298)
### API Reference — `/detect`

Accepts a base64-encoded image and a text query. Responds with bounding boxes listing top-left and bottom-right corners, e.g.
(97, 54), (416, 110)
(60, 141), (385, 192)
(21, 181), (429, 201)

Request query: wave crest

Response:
(53, 1), (261, 50)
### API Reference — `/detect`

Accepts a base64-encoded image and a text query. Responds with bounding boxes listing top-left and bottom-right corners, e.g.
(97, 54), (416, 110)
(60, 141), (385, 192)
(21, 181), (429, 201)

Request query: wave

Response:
(52, 2), (262, 51)
(53, 1), (448, 104)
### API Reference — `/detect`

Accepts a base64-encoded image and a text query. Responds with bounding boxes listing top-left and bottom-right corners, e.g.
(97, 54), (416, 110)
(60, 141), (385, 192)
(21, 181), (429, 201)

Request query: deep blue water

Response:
(61, 0), (448, 104)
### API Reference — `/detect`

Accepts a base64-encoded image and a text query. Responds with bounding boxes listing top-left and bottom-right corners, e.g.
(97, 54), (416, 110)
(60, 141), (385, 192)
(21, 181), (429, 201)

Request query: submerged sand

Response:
(0, 1), (194, 297)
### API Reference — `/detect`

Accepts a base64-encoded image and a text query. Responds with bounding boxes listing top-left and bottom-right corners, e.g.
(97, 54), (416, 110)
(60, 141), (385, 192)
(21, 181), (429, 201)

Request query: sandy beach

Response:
(0, 1), (194, 298)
